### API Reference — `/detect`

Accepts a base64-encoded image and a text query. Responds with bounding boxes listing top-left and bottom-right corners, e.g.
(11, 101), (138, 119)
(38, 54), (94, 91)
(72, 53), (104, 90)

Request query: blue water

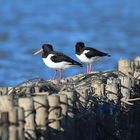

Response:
(0, 0), (140, 86)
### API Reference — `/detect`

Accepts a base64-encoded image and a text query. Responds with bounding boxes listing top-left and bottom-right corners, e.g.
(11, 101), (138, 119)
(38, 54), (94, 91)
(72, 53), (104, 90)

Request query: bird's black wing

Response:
(51, 52), (82, 67)
(85, 47), (110, 58)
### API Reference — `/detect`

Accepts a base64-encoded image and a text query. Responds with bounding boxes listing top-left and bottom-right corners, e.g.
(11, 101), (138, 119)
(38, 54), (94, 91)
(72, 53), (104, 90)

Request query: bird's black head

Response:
(75, 42), (85, 54)
(34, 44), (54, 56)
(42, 44), (53, 52)
(41, 44), (54, 58)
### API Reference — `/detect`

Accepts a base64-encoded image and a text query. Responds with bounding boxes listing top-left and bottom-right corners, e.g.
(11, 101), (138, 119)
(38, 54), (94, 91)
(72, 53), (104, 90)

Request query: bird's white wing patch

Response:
(42, 54), (73, 69)
(83, 50), (90, 54)
(76, 51), (100, 64)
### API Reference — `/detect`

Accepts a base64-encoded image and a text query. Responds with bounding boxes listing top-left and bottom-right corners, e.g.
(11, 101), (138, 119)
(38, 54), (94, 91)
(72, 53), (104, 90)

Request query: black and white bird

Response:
(34, 44), (82, 80)
(75, 42), (110, 73)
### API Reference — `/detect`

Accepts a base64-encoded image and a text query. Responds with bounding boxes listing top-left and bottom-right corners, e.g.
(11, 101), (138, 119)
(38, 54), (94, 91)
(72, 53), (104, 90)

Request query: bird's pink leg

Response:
(87, 64), (89, 74)
(59, 69), (63, 80)
(89, 63), (92, 73)
(53, 69), (58, 80)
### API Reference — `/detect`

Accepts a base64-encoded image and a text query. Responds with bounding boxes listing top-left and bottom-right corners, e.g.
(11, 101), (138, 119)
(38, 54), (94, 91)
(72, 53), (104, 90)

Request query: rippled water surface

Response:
(0, 0), (140, 86)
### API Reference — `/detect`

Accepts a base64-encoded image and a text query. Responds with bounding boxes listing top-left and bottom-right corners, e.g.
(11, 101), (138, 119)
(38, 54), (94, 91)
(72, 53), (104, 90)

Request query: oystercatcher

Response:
(75, 42), (110, 73)
(34, 44), (82, 80)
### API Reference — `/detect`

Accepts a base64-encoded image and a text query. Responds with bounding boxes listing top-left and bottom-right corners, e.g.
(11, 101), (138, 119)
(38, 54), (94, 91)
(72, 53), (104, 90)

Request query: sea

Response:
(0, 0), (140, 86)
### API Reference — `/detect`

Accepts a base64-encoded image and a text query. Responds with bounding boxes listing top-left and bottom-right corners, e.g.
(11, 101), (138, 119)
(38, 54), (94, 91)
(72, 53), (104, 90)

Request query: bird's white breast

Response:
(76, 50), (100, 64)
(42, 54), (73, 69)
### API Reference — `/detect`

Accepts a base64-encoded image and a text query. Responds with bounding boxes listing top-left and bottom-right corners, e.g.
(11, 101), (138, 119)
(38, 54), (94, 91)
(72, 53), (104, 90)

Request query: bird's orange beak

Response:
(33, 49), (43, 55)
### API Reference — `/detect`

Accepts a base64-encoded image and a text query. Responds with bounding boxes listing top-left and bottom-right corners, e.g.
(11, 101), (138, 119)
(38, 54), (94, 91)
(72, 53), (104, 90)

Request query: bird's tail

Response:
(72, 60), (82, 67)
(75, 61), (83, 67)
(104, 53), (111, 57)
